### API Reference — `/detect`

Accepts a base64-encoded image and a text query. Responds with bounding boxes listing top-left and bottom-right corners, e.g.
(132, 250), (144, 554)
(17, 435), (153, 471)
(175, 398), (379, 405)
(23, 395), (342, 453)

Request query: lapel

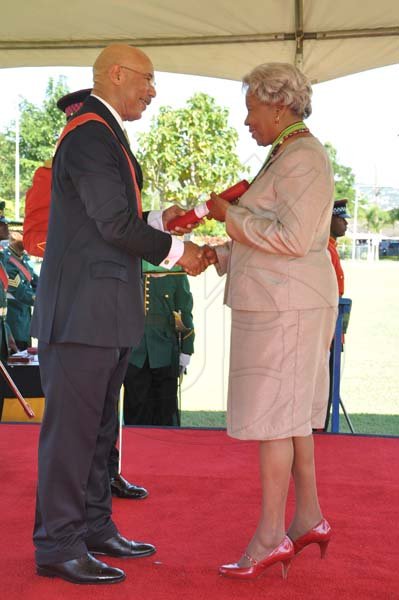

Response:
(79, 96), (143, 189)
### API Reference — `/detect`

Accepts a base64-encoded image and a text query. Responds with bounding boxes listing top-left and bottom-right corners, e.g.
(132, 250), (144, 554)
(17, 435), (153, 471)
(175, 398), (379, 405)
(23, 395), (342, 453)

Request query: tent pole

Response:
(295, 0), (304, 70)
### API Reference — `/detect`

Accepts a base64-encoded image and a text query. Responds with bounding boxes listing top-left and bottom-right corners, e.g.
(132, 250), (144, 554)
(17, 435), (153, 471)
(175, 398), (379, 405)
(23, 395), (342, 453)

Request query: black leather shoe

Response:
(36, 552), (125, 585)
(87, 533), (156, 559)
(110, 474), (148, 499)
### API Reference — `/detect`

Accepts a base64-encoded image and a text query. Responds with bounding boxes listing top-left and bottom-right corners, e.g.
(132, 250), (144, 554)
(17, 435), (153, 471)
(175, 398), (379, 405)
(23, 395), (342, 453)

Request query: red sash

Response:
(0, 263), (8, 291)
(8, 255), (33, 282)
(23, 165), (52, 257)
(57, 113), (142, 217)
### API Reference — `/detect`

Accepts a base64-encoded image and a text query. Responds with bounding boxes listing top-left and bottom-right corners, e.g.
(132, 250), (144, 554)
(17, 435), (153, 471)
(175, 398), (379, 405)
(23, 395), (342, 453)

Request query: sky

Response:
(1, 63), (399, 188)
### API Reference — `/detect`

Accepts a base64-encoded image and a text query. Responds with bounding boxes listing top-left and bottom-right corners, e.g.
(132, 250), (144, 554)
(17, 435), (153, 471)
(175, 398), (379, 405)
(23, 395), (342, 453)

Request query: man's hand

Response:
(206, 193), (230, 222)
(8, 332), (19, 355)
(162, 205), (202, 235)
(177, 241), (208, 276)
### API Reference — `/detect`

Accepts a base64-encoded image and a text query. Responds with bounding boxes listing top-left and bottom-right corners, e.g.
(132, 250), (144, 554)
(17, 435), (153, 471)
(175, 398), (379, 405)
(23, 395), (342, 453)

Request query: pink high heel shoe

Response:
(291, 518), (332, 558)
(219, 535), (294, 580)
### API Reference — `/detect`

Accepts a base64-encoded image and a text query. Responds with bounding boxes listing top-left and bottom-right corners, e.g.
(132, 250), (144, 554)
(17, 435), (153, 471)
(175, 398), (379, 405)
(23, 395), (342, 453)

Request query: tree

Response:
(362, 203), (389, 234)
(0, 77), (70, 218)
(385, 208), (399, 233)
(136, 93), (247, 234)
(0, 133), (15, 213)
(324, 142), (356, 210)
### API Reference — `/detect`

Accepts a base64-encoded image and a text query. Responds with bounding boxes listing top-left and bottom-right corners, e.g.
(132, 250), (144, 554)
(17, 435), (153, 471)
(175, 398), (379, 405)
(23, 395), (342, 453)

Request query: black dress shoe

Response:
(36, 552), (125, 585)
(110, 474), (148, 499)
(87, 533), (156, 559)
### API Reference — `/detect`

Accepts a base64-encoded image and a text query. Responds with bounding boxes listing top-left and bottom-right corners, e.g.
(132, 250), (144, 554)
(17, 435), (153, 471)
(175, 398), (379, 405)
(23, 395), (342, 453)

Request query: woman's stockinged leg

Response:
(240, 437), (294, 565)
(287, 434), (323, 541)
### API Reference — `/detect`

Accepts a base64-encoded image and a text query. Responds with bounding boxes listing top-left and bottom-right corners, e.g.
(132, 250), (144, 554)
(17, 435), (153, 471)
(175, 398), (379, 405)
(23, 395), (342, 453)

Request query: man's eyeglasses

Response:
(119, 65), (156, 87)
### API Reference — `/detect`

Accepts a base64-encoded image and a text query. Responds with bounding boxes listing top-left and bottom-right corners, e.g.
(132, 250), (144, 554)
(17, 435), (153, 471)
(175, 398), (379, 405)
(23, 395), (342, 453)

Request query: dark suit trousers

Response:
(34, 341), (130, 565)
(123, 359), (179, 426)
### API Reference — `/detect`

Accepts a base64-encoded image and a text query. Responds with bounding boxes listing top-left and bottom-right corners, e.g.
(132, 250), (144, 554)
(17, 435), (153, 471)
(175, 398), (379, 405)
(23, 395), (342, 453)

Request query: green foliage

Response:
(180, 410), (399, 435)
(136, 93), (248, 215)
(324, 142), (356, 210)
(0, 77), (70, 218)
(385, 208), (399, 231)
(337, 235), (352, 259)
(0, 133), (15, 213)
(362, 203), (388, 233)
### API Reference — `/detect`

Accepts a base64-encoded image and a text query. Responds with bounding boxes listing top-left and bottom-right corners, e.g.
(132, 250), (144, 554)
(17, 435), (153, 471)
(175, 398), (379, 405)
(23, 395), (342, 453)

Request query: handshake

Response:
(162, 204), (219, 277)
(177, 242), (218, 276)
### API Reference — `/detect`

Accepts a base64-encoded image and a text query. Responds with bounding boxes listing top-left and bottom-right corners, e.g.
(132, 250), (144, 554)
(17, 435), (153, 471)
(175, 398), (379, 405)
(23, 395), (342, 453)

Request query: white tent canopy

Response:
(1, 0), (399, 82)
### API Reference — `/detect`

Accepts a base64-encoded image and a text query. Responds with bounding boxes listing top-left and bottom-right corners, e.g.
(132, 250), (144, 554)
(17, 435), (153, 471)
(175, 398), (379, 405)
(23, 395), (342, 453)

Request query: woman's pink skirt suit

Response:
(216, 137), (338, 440)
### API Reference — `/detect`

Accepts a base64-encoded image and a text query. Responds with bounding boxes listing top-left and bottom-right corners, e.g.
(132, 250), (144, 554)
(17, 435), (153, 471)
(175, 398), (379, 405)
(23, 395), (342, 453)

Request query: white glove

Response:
(179, 353), (191, 374)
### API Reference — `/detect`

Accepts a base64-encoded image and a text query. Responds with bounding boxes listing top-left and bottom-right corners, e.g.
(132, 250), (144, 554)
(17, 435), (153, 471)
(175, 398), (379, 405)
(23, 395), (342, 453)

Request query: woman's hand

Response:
(202, 244), (219, 266)
(206, 193), (230, 222)
(162, 205), (202, 235)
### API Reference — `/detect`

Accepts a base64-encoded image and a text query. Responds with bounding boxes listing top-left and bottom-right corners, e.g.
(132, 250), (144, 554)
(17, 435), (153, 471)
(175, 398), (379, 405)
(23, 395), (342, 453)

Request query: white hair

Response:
(242, 62), (312, 118)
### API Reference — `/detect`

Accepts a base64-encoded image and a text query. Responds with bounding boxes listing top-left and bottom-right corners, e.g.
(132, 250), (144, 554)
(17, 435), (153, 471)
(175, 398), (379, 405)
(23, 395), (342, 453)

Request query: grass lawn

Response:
(181, 260), (399, 437)
(180, 410), (399, 436)
(339, 260), (399, 420)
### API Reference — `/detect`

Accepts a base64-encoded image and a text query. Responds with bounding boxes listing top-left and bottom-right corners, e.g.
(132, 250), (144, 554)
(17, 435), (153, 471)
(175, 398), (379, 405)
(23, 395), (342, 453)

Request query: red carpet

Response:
(0, 425), (398, 599)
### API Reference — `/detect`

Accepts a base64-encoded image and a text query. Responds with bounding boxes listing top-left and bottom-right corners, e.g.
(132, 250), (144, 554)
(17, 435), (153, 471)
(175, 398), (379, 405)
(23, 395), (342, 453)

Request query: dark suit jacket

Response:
(31, 96), (172, 348)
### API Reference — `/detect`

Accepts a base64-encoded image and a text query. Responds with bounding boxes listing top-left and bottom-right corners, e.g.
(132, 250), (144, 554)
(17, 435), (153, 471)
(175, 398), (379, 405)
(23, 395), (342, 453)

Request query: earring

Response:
(274, 112), (280, 124)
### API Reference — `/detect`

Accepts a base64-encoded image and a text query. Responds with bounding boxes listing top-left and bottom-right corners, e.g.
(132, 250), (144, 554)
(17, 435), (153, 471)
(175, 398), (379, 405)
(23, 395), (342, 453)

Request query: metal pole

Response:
(331, 314), (343, 433)
(339, 398), (355, 433)
(14, 103), (20, 221)
(351, 190), (359, 260)
(118, 384), (124, 473)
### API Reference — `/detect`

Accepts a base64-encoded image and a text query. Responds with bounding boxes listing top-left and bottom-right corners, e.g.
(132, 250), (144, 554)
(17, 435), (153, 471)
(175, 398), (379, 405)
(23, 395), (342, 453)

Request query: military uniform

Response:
(324, 198), (351, 430)
(328, 237), (344, 296)
(4, 245), (38, 349)
(123, 263), (194, 426)
(0, 251), (12, 417)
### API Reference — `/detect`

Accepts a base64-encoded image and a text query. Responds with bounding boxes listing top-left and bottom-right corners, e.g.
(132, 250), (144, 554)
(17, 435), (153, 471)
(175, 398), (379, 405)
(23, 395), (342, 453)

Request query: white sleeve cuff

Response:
(147, 210), (164, 231)
(159, 236), (184, 269)
(148, 211), (184, 269)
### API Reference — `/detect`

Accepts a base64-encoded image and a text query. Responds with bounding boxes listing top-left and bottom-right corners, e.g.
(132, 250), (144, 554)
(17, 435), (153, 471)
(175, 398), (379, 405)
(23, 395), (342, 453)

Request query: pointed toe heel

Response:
(219, 536), (294, 581)
(292, 518), (332, 558)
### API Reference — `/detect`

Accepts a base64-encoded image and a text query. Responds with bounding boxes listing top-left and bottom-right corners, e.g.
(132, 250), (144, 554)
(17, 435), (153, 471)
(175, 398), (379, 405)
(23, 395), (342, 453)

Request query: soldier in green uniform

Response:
(0, 205), (17, 357)
(123, 261), (194, 426)
(0, 245), (18, 418)
(4, 231), (38, 350)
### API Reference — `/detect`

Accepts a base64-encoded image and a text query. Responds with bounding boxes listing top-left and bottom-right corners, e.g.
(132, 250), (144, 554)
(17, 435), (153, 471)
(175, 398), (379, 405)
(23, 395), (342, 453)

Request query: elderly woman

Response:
(206, 63), (338, 580)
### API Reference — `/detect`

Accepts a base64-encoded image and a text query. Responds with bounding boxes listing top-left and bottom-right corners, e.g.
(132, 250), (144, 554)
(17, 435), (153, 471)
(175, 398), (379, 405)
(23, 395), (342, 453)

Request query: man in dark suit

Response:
(31, 43), (208, 585)
(24, 87), (150, 500)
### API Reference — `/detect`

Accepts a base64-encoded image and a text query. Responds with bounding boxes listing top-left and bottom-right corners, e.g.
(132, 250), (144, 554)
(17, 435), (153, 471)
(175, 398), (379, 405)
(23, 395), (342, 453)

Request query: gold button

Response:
(164, 259), (170, 265)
